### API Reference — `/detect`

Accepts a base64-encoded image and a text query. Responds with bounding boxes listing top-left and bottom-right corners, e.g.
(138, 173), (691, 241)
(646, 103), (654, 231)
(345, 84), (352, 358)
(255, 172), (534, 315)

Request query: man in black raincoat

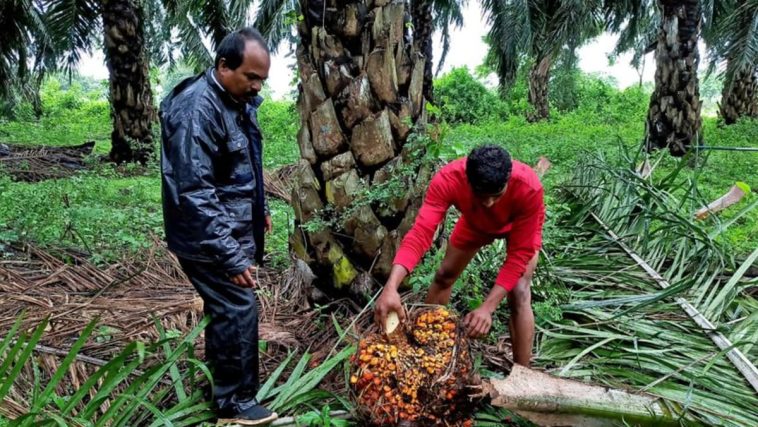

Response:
(159, 27), (276, 426)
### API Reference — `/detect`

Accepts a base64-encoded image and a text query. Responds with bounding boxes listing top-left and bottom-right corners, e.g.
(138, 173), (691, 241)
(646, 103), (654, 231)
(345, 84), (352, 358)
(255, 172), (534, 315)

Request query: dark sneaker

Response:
(217, 401), (278, 426)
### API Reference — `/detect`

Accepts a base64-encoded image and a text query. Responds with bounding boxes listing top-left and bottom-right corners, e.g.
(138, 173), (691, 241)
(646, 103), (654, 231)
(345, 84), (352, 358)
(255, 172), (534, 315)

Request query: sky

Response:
(79, 3), (676, 100)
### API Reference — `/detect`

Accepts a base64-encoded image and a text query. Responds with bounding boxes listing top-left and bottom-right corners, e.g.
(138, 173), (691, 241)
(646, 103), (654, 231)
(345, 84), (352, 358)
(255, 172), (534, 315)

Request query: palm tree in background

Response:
(644, 0), (703, 156)
(482, 0), (604, 121)
(703, 0), (758, 124)
(40, 0), (155, 163)
(412, 0), (467, 103)
(3, 0), (256, 163)
(0, 0), (53, 117)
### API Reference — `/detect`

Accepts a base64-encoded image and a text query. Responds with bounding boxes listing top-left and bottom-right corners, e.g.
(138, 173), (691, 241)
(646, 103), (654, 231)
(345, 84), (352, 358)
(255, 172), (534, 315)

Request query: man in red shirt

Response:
(374, 145), (545, 366)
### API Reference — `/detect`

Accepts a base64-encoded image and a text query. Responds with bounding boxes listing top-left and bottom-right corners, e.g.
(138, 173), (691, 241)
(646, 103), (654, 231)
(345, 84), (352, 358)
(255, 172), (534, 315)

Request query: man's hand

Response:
(230, 265), (257, 288)
(374, 288), (405, 331)
(463, 306), (494, 338)
(265, 215), (273, 233)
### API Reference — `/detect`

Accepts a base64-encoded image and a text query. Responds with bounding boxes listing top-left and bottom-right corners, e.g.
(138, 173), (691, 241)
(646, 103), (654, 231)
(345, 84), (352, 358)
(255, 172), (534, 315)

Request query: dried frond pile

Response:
(0, 242), (351, 418)
(263, 163), (297, 203)
(0, 141), (95, 182)
(349, 306), (478, 426)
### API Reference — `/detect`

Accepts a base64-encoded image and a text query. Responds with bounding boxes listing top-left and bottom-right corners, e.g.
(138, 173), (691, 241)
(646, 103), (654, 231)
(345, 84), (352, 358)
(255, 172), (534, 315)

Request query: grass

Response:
(0, 78), (112, 154)
(0, 170), (163, 263)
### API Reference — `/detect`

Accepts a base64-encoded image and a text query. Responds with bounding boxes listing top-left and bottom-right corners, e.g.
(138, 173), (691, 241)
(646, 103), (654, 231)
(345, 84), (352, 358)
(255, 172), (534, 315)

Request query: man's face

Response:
(217, 40), (270, 102)
(473, 185), (507, 208)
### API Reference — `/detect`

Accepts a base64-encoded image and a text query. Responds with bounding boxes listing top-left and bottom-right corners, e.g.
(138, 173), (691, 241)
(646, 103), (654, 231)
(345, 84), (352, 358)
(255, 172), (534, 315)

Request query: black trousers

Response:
(178, 258), (259, 412)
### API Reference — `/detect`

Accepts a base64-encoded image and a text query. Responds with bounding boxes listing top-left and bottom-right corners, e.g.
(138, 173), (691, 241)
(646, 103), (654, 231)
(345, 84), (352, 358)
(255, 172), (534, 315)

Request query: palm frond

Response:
(605, 0), (658, 68)
(708, 0), (758, 89)
(536, 146), (758, 425)
(44, 0), (101, 76)
(0, 0), (47, 97)
(547, 0), (604, 56)
(253, 0), (300, 53)
(165, 1), (213, 71)
(228, 0), (252, 28)
(0, 311), (214, 425)
(431, 0), (467, 76)
(197, 0), (232, 50)
(482, 0), (534, 89)
(143, 0), (176, 68)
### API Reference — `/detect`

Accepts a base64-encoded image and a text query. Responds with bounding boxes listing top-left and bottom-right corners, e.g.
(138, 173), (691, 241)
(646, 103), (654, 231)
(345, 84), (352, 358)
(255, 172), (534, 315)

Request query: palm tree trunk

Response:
(291, 1), (429, 302)
(528, 55), (551, 122)
(719, 64), (758, 125)
(645, 0), (702, 157)
(412, 0), (434, 104)
(102, 0), (156, 164)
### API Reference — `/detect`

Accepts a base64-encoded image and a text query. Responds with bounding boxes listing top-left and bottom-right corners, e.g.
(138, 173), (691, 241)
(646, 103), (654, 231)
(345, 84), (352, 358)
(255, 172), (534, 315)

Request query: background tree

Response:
(0, 0), (53, 118)
(285, 1), (432, 301)
(703, 0), (758, 124)
(45, 0), (154, 163)
(482, 0), (604, 121)
(411, 0), (467, 104)
(158, 0), (253, 71)
(645, 0), (703, 156)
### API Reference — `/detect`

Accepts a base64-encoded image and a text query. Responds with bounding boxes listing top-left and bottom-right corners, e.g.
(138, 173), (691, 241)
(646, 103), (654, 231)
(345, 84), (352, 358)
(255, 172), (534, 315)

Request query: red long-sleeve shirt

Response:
(393, 158), (545, 291)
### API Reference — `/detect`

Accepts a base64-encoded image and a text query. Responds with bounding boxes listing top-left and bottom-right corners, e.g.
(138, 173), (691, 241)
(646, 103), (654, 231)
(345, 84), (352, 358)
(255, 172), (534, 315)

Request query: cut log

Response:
(309, 98), (348, 157)
(694, 183), (750, 220)
(350, 109), (395, 167)
(485, 365), (678, 427)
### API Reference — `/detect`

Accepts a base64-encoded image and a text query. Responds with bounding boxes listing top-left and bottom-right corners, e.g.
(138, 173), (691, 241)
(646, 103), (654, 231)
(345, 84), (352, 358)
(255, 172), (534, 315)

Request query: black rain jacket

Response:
(160, 68), (268, 275)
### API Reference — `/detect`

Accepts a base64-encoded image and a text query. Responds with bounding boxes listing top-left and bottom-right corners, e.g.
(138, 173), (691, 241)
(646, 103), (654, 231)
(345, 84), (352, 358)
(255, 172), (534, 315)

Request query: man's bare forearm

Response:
(384, 264), (409, 291)
(481, 285), (508, 313)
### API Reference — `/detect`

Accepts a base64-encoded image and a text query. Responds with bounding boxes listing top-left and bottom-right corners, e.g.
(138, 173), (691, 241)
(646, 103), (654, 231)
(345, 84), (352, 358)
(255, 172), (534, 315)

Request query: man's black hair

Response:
(214, 27), (270, 70)
(466, 144), (512, 195)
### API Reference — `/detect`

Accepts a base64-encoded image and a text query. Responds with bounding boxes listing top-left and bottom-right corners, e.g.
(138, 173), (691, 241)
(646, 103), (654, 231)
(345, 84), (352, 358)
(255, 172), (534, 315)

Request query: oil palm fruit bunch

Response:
(349, 306), (477, 426)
